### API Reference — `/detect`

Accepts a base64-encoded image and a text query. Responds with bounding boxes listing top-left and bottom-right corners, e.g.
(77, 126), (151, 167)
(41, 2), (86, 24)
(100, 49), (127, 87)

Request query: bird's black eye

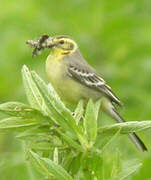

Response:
(59, 40), (65, 44)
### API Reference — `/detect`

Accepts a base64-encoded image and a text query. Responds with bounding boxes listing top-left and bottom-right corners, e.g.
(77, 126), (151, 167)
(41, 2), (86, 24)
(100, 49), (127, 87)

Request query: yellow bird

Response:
(27, 35), (147, 152)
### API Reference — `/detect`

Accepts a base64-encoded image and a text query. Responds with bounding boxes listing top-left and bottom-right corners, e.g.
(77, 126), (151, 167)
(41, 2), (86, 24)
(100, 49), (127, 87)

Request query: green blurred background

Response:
(0, 0), (151, 179)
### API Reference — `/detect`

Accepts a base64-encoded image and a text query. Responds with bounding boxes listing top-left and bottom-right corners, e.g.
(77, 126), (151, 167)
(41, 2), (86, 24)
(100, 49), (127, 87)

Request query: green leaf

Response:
(61, 152), (75, 170)
(0, 117), (38, 132)
(31, 70), (75, 130)
(16, 125), (51, 141)
(29, 150), (73, 180)
(31, 70), (88, 150)
(119, 163), (142, 180)
(101, 129), (121, 153)
(22, 65), (48, 114)
(84, 99), (98, 146)
(74, 100), (84, 125)
(0, 102), (51, 123)
(17, 132), (50, 141)
(98, 121), (151, 135)
(56, 129), (83, 152)
(29, 141), (64, 151)
(94, 99), (101, 119)
(53, 148), (59, 164)
(110, 150), (122, 180)
(70, 153), (82, 176)
(22, 65), (66, 128)
(25, 130), (64, 151)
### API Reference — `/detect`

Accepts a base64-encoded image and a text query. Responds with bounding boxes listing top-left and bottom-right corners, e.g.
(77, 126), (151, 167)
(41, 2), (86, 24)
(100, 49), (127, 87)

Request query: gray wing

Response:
(68, 64), (122, 106)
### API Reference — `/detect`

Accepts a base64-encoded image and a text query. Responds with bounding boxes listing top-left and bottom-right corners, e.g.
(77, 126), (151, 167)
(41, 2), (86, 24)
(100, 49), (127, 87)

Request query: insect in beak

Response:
(26, 34), (54, 57)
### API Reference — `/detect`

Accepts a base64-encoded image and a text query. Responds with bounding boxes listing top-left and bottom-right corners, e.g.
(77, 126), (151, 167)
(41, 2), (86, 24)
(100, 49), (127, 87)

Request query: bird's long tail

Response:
(102, 99), (147, 152)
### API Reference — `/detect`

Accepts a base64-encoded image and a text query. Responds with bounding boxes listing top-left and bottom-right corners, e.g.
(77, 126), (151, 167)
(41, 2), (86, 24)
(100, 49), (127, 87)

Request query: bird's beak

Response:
(46, 37), (57, 48)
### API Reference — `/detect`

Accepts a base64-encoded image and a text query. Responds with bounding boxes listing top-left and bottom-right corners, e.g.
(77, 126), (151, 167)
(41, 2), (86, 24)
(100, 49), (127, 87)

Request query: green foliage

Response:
(28, 150), (73, 180)
(99, 121), (151, 135)
(0, 1), (151, 179)
(0, 66), (150, 179)
(84, 99), (100, 147)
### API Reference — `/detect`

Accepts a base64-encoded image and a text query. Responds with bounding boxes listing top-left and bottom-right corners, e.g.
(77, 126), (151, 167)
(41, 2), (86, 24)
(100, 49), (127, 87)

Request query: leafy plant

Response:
(0, 65), (150, 180)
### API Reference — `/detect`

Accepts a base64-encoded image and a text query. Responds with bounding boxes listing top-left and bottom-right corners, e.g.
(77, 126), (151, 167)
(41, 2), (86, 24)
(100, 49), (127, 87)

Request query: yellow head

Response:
(47, 35), (78, 57)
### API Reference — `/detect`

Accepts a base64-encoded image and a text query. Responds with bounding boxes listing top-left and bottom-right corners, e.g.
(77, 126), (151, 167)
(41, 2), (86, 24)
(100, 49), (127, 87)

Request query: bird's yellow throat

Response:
(50, 48), (65, 59)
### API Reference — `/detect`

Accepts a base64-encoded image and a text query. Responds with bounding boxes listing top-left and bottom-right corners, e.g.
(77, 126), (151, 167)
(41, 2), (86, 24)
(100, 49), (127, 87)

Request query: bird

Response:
(27, 35), (147, 152)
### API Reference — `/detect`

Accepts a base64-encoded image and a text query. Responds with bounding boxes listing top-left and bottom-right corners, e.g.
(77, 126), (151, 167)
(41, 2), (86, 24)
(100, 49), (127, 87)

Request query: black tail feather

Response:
(106, 105), (148, 152)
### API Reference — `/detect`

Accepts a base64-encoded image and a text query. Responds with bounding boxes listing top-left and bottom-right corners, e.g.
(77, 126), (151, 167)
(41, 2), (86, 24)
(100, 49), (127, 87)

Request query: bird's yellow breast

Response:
(46, 55), (83, 107)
